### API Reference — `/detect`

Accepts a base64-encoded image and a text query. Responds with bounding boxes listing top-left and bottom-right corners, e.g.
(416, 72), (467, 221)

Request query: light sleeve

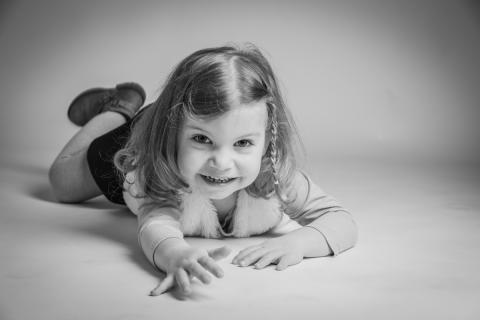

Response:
(283, 171), (358, 255)
(122, 171), (184, 268)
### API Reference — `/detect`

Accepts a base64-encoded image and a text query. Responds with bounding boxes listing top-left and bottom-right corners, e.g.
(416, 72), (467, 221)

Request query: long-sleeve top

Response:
(122, 170), (358, 267)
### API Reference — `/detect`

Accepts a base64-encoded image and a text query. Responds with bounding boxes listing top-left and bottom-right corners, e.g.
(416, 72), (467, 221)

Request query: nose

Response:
(208, 147), (233, 172)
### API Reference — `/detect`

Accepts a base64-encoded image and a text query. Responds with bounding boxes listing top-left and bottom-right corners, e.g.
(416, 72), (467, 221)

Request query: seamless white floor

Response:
(0, 156), (479, 320)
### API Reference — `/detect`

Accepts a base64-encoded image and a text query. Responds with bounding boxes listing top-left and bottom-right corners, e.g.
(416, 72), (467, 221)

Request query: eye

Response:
(192, 134), (212, 144)
(234, 139), (253, 148)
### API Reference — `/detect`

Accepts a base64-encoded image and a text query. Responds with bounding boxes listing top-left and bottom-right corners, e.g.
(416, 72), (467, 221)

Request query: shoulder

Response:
(282, 170), (327, 213)
(122, 170), (146, 215)
(287, 169), (312, 194)
(123, 170), (145, 195)
(283, 170), (310, 207)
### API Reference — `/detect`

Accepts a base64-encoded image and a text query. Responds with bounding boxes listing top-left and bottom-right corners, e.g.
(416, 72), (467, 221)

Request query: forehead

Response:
(183, 101), (268, 136)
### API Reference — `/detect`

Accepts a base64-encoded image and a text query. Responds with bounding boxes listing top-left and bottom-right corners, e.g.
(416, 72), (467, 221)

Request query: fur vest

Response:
(179, 190), (283, 238)
(123, 171), (285, 238)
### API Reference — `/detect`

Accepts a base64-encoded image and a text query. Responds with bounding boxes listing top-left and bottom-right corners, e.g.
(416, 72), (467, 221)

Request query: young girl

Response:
(49, 44), (358, 296)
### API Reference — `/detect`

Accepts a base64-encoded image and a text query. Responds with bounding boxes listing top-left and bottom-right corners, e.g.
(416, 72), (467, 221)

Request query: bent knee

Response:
(49, 161), (79, 203)
(49, 158), (100, 203)
(49, 149), (103, 203)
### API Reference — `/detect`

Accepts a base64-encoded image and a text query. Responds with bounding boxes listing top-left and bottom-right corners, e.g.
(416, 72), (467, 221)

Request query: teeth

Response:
(204, 175), (232, 183)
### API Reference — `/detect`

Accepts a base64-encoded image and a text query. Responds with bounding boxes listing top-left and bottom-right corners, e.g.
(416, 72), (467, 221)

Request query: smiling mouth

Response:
(201, 175), (236, 184)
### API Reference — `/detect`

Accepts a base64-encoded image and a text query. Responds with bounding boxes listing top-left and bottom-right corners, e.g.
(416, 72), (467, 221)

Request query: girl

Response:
(49, 44), (358, 296)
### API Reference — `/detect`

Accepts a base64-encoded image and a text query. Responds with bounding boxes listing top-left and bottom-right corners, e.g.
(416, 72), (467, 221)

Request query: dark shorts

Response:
(86, 107), (149, 204)
(86, 120), (132, 204)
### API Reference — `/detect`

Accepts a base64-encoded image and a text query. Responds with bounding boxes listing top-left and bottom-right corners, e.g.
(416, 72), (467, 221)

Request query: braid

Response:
(268, 103), (279, 186)
(268, 102), (291, 203)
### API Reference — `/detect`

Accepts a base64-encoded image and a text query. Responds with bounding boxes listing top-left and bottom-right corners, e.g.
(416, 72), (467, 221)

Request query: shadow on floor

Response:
(4, 161), (164, 289)
(68, 208), (160, 281)
(4, 160), (214, 299)
(28, 179), (125, 210)
(9, 161), (124, 210)
(1, 160), (49, 176)
(66, 208), (214, 300)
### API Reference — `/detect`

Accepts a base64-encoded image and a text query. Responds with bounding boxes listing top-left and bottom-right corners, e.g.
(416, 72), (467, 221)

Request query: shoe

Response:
(67, 82), (146, 126)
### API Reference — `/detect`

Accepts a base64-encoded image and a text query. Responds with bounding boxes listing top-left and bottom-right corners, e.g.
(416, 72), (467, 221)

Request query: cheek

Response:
(177, 143), (196, 177)
(241, 150), (264, 176)
(178, 149), (200, 176)
(178, 148), (216, 184)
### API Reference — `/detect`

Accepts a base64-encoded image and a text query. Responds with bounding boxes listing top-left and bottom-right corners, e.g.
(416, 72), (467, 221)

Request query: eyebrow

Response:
(185, 125), (262, 139)
(185, 125), (208, 132)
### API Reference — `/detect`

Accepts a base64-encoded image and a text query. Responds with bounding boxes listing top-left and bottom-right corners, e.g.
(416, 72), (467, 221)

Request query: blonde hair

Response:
(114, 43), (302, 209)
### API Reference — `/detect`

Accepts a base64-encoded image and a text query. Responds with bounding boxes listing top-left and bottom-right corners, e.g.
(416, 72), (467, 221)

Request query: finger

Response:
(254, 251), (283, 269)
(149, 273), (174, 296)
(237, 248), (270, 267)
(199, 256), (224, 278)
(276, 254), (301, 271)
(232, 244), (263, 264)
(207, 246), (231, 260)
(175, 269), (192, 294)
(187, 261), (213, 284)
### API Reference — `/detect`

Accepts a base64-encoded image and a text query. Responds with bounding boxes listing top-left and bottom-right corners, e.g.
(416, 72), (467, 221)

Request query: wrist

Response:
(153, 237), (188, 271)
(279, 230), (309, 257)
(301, 225), (333, 257)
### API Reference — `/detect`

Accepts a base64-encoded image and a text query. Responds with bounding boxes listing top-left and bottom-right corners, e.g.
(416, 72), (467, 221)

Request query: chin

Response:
(191, 177), (233, 197)
(207, 192), (235, 200)
(196, 185), (235, 200)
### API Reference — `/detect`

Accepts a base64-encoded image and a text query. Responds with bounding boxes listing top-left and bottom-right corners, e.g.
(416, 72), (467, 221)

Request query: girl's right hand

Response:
(150, 242), (231, 296)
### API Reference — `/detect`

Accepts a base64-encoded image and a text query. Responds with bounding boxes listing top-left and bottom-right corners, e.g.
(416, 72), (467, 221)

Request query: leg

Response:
(49, 111), (126, 203)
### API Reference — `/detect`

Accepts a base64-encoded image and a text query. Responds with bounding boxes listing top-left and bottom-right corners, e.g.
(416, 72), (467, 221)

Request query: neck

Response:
(211, 191), (238, 215)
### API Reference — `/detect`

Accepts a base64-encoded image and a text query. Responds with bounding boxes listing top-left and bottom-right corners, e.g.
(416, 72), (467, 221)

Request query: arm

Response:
(123, 172), (230, 295)
(232, 171), (358, 269)
(284, 171), (358, 256)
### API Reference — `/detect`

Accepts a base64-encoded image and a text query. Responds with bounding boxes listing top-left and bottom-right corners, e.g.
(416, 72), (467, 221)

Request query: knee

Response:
(48, 160), (79, 203)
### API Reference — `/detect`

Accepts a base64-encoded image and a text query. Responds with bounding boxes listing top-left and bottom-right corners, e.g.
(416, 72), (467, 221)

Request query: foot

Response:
(67, 82), (146, 126)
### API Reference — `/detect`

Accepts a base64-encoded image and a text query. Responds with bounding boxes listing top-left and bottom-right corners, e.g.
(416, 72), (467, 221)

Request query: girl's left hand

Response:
(232, 235), (304, 271)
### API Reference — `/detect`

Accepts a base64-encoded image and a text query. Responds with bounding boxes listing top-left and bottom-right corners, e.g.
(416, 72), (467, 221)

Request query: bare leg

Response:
(49, 111), (125, 203)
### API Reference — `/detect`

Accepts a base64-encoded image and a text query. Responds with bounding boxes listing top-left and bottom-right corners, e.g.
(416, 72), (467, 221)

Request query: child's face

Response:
(177, 101), (268, 200)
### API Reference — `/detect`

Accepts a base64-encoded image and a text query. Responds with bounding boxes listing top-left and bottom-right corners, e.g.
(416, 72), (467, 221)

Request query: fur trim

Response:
(231, 190), (282, 237)
(179, 191), (221, 238)
(179, 190), (283, 238)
